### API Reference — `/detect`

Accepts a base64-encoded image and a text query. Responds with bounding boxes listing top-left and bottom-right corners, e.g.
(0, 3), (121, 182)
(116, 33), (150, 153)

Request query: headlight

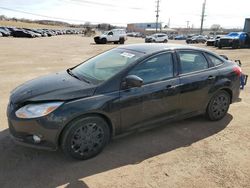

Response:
(15, 102), (63, 119)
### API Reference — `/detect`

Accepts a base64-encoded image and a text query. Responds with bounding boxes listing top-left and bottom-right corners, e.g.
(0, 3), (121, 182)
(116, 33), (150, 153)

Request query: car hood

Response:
(10, 71), (97, 104)
(221, 36), (239, 40)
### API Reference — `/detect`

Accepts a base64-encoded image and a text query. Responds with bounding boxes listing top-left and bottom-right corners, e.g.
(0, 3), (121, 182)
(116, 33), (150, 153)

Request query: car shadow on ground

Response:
(0, 114), (232, 188)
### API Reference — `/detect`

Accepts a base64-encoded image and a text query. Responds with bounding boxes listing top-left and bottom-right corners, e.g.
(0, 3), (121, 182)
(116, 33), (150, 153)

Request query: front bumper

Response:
(219, 39), (237, 47)
(7, 103), (62, 150)
(145, 38), (152, 43)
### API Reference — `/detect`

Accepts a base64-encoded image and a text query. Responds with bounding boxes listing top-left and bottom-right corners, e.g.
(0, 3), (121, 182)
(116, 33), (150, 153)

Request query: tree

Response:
(210, 24), (221, 34)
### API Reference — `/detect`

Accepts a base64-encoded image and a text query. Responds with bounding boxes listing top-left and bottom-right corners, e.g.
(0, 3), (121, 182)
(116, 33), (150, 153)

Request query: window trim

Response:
(125, 51), (176, 86)
(176, 50), (210, 76)
(204, 52), (225, 67)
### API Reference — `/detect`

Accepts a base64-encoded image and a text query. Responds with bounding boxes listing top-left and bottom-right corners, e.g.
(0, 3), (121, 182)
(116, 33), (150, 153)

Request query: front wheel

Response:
(206, 91), (230, 121)
(61, 116), (110, 160)
(101, 38), (107, 44)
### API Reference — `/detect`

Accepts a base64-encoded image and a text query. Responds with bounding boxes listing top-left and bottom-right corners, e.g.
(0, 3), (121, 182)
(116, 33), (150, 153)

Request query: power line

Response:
(0, 6), (128, 25)
(62, 0), (143, 10)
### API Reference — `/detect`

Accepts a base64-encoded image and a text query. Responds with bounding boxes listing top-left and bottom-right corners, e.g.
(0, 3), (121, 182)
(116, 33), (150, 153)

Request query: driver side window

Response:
(128, 53), (174, 84)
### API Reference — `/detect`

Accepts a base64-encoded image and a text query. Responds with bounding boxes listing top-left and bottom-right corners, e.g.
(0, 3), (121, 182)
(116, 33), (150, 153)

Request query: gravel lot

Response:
(0, 36), (249, 188)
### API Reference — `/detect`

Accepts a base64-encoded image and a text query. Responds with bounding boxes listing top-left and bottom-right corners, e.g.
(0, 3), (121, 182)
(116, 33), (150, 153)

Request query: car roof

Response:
(117, 43), (208, 54)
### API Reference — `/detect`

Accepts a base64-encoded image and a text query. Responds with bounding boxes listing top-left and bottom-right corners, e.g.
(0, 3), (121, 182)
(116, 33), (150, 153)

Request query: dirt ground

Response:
(0, 36), (249, 188)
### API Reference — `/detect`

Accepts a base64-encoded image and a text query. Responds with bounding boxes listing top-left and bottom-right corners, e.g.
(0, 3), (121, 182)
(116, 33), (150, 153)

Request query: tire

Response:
(206, 91), (231, 121)
(119, 38), (125, 44)
(101, 38), (107, 44)
(164, 39), (168, 43)
(218, 44), (222, 49)
(61, 116), (110, 160)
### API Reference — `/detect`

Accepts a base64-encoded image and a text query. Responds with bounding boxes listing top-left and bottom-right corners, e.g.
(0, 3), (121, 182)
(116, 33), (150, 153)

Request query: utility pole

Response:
(186, 21), (190, 29)
(199, 0), (207, 35)
(186, 20), (190, 35)
(168, 18), (171, 28)
(155, 0), (160, 32)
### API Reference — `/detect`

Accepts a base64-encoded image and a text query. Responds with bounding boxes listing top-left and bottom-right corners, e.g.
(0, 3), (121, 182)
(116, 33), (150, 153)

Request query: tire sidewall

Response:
(206, 91), (230, 121)
(61, 116), (110, 160)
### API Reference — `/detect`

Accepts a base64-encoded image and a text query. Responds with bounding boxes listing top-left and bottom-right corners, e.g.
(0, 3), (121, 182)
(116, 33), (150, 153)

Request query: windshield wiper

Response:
(67, 69), (91, 84)
(67, 69), (80, 79)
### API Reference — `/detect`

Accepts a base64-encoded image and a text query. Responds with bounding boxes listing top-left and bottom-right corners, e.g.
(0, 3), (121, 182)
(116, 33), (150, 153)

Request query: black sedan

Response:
(7, 44), (241, 160)
(186, 35), (207, 44)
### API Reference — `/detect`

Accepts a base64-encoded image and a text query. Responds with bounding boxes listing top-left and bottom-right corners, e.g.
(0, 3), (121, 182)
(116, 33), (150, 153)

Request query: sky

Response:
(0, 0), (249, 28)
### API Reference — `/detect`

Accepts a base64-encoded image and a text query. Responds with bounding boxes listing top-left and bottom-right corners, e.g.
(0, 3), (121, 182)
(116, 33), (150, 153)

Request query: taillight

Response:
(233, 66), (242, 77)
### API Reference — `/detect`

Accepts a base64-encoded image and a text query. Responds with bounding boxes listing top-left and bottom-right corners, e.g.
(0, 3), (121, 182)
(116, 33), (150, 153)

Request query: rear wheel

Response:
(101, 38), (107, 44)
(119, 38), (125, 44)
(61, 116), (110, 160)
(206, 91), (230, 121)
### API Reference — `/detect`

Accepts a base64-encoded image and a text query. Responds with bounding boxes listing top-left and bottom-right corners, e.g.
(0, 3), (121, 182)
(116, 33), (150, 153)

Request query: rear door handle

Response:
(207, 75), (216, 80)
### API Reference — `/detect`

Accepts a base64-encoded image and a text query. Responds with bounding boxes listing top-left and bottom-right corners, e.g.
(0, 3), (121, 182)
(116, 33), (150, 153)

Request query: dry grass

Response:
(0, 20), (66, 29)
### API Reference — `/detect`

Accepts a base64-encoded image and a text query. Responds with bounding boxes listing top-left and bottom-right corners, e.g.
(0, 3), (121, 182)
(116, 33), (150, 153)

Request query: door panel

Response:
(142, 78), (181, 123)
(119, 87), (144, 130)
(120, 52), (181, 131)
(177, 50), (219, 114)
(179, 69), (219, 114)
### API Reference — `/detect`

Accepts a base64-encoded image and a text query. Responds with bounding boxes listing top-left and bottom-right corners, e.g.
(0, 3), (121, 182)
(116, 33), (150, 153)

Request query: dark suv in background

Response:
(218, 32), (250, 49)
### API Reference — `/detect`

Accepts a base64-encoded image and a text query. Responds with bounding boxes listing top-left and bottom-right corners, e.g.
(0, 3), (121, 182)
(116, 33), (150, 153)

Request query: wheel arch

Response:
(220, 88), (233, 103)
(206, 87), (233, 110)
(57, 112), (114, 147)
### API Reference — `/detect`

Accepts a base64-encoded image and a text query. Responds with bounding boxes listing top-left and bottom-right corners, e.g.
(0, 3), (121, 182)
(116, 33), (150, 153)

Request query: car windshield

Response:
(227, 32), (239, 37)
(72, 49), (143, 84)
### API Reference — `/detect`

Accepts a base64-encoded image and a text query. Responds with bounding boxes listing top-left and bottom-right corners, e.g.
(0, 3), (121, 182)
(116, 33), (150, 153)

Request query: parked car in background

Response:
(7, 44), (243, 160)
(174, 35), (186, 40)
(11, 29), (37, 38)
(94, 29), (127, 44)
(145, 33), (168, 43)
(127, 32), (143, 37)
(218, 32), (250, 49)
(206, 35), (223, 46)
(0, 27), (83, 38)
(0, 27), (11, 36)
(186, 35), (207, 44)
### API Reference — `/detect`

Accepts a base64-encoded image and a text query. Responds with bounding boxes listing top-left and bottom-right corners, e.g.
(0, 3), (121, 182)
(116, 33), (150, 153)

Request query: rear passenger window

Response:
(178, 51), (208, 74)
(206, 53), (224, 66)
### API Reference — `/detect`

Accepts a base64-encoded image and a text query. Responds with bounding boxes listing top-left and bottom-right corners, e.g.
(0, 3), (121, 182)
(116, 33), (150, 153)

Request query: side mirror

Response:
(124, 75), (143, 88)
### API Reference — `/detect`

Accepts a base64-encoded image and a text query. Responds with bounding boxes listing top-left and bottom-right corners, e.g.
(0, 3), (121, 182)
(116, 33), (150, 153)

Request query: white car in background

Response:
(94, 29), (127, 44)
(145, 33), (168, 43)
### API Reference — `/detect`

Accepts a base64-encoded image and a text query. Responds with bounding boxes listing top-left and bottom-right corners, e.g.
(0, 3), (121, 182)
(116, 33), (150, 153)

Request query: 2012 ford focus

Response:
(7, 44), (242, 160)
